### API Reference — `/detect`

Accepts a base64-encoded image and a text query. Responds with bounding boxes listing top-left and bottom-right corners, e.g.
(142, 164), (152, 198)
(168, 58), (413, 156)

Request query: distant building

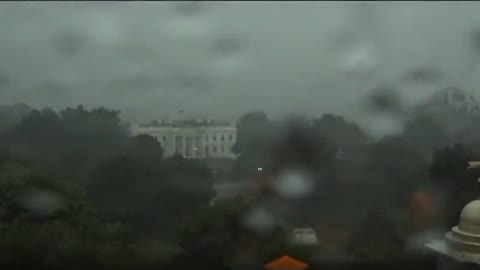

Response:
(131, 119), (237, 159)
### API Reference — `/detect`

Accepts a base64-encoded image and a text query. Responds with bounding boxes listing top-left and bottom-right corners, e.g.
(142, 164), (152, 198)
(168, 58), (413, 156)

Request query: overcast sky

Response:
(1, 1), (480, 129)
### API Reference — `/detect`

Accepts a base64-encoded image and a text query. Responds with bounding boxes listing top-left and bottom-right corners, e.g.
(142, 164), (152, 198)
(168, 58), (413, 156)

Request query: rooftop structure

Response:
(426, 161), (480, 269)
(131, 119), (236, 159)
(137, 119), (232, 128)
(265, 256), (309, 270)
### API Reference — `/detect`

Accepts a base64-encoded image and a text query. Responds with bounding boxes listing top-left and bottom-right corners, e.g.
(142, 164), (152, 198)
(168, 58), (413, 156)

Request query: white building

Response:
(131, 120), (237, 159)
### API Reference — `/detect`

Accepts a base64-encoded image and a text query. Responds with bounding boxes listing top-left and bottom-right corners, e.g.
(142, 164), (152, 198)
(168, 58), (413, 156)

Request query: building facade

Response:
(131, 120), (237, 159)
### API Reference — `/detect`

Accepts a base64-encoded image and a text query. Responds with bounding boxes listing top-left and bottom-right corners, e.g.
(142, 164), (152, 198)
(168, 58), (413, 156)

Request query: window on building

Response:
(229, 134), (233, 141)
(163, 136), (167, 142)
(213, 135), (217, 141)
(221, 135), (224, 141)
(213, 146), (217, 153)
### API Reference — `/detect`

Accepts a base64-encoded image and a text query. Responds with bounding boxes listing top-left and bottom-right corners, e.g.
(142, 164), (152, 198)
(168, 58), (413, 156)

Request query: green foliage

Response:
(0, 102), (476, 269)
(233, 111), (279, 177)
(429, 144), (480, 229)
(402, 114), (451, 156)
(313, 113), (371, 157)
(0, 104), (215, 269)
(1, 105), (129, 180)
(366, 135), (430, 203)
(348, 206), (405, 260)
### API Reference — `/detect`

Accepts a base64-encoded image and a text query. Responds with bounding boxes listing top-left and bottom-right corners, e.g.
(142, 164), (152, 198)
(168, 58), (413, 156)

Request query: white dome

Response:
(446, 199), (480, 254)
(459, 200), (480, 234)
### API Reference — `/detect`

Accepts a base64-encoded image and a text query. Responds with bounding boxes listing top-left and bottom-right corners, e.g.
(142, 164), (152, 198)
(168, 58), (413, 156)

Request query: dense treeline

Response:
(0, 104), (479, 269)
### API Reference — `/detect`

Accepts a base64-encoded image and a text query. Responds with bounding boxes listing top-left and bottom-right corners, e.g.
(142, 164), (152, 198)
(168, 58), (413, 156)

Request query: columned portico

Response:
(131, 121), (237, 159)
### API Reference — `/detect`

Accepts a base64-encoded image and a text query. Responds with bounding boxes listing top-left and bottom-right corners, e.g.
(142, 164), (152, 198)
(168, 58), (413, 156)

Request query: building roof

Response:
(264, 256), (308, 269)
(137, 119), (233, 128)
(425, 161), (480, 264)
(426, 240), (480, 264)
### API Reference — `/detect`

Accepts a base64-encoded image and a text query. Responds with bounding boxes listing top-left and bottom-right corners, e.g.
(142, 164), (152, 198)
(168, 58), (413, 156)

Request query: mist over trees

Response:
(0, 101), (478, 269)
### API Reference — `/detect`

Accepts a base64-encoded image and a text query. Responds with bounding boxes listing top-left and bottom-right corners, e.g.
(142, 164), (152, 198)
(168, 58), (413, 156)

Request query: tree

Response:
(126, 134), (164, 165)
(0, 157), (139, 270)
(430, 144), (480, 229)
(313, 113), (371, 158)
(402, 114), (451, 157)
(232, 111), (268, 156)
(366, 135), (430, 206)
(271, 119), (337, 173)
(88, 153), (215, 240)
(0, 104), (32, 131)
(174, 198), (288, 270)
(232, 111), (279, 178)
(1, 105), (130, 181)
(348, 206), (405, 260)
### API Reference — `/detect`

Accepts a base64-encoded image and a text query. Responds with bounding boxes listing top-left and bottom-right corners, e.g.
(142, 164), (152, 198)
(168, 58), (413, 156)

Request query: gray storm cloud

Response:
(0, 1), (479, 127)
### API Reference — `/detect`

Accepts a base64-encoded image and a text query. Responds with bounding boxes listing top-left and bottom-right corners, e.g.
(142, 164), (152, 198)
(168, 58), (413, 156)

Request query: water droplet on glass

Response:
(469, 28), (480, 55)
(19, 190), (63, 217)
(338, 44), (378, 79)
(210, 34), (247, 58)
(171, 1), (206, 17)
(363, 85), (404, 115)
(362, 114), (404, 139)
(53, 30), (88, 55)
(404, 66), (444, 83)
(163, 16), (215, 40)
(0, 71), (11, 88)
(242, 207), (277, 233)
(273, 170), (315, 199)
(84, 14), (123, 46)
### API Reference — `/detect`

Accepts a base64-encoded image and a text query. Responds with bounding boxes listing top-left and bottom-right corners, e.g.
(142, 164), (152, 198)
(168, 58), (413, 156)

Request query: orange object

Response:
(408, 190), (438, 231)
(265, 255), (309, 269)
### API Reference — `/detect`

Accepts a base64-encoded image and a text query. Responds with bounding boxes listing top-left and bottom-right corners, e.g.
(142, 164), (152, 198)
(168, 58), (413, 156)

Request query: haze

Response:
(0, 1), (479, 126)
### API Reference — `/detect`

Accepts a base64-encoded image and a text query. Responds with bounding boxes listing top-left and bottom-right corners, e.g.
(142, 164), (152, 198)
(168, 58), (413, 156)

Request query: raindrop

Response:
(53, 30), (88, 55)
(210, 34), (248, 58)
(0, 71), (11, 88)
(363, 84), (404, 115)
(171, 1), (206, 17)
(19, 190), (63, 217)
(172, 72), (214, 93)
(404, 66), (444, 83)
(339, 44), (378, 79)
(242, 207), (277, 233)
(362, 114), (405, 139)
(35, 80), (69, 99)
(84, 14), (123, 46)
(405, 230), (443, 252)
(469, 28), (480, 54)
(125, 76), (166, 90)
(273, 170), (315, 199)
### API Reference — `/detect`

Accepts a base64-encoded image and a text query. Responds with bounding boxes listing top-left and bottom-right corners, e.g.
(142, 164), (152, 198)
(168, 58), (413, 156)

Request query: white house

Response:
(131, 120), (237, 159)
